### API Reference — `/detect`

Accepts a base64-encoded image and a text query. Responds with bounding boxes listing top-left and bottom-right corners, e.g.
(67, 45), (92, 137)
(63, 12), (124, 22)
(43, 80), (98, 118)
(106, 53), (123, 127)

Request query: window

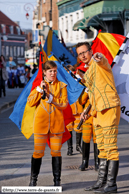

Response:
(17, 46), (20, 56)
(6, 46), (9, 56)
(2, 46), (5, 56)
(70, 15), (73, 41)
(10, 46), (13, 57)
(1, 24), (6, 34)
(9, 26), (14, 34)
(13, 46), (16, 56)
(16, 26), (21, 35)
(21, 47), (24, 56)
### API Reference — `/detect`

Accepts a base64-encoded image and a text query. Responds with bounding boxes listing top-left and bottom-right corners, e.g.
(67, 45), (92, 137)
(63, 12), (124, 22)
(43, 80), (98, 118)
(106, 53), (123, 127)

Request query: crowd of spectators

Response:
(0, 55), (38, 98)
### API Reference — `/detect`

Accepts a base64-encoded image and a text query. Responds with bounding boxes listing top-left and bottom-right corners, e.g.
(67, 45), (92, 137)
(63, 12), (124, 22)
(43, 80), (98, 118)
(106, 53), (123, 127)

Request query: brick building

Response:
(32, 0), (61, 46)
(0, 11), (26, 65)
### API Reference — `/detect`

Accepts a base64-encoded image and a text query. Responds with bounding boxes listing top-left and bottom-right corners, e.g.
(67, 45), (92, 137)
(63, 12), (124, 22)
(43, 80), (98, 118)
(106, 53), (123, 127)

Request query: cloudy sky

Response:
(0, 0), (37, 30)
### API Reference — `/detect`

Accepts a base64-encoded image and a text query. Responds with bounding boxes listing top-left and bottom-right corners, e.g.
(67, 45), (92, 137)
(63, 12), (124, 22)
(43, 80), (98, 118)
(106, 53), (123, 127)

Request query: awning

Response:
(73, 14), (107, 31)
(73, 12), (124, 31)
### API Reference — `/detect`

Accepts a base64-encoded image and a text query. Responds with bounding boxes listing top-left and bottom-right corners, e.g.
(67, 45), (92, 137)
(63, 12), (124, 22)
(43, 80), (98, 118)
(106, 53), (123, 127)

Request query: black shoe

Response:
(52, 156), (62, 186)
(29, 156), (42, 186)
(78, 142), (90, 171)
(78, 160), (88, 171)
(85, 159), (108, 191)
(94, 160), (119, 193)
(67, 132), (73, 156)
(94, 143), (99, 171)
(76, 133), (82, 154)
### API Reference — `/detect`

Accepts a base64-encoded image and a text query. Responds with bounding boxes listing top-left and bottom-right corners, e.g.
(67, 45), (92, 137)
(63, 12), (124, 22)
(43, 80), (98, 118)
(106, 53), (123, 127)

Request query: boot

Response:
(76, 132), (82, 154)
(84, 158), (108, 191)
(78, 142), (90, 171)
(94, 143), (100, 171)
(29, 156), (42, 186)
(94, 160), (119, 193)
(52, 156), (62, 186)
(67, 131), (73, 156)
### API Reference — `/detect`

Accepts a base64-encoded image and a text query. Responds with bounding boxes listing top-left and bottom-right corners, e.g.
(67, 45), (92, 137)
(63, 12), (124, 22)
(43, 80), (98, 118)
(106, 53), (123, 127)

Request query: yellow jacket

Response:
(70, 100), (83, 115)
(27, 78), (68, 134)
(84, 56), (121, 112)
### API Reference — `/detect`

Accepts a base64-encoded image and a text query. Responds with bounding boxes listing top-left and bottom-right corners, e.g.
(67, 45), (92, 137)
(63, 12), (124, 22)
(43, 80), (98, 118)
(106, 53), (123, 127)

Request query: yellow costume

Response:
(84, 55), (121, 161)
(27, 78), (68, 158)
(66, 100), (83, 155)
(78, 89), (99, 171)
(67, 100), (83, 133)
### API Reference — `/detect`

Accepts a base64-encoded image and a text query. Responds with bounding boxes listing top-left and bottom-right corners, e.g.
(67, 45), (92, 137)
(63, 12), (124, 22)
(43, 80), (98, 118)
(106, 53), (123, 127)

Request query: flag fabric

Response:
(44, 29), (77, 66)
(112, 34), (129, 122)
(92, 32), (126, 65)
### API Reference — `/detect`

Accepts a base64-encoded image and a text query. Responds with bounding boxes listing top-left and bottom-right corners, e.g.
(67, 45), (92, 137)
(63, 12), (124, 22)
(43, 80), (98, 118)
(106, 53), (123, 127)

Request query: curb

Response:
(0, 100), (16, 113)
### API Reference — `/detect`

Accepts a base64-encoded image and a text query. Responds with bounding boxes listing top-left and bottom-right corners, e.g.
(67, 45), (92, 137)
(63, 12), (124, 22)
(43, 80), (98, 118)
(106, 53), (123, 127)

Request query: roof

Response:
(0, 10), (18, 26)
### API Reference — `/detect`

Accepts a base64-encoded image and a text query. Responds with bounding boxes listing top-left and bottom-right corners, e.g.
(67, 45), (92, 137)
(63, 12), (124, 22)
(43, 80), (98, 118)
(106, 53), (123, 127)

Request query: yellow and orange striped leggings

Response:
(33, 132), (63, 158)
(82, 123), (96, 143)
(66, 114), (82, 133)
(94, 106), (120, 161)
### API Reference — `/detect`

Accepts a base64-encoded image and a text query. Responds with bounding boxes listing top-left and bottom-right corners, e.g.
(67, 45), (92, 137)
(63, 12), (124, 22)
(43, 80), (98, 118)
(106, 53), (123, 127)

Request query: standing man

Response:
(76, 42), (121, 194)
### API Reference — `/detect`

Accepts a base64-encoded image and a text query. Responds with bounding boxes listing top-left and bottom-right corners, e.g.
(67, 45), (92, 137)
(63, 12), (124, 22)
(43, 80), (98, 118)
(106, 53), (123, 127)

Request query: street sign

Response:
(39, 25), (50, 40)
(32, 30), (38, 43)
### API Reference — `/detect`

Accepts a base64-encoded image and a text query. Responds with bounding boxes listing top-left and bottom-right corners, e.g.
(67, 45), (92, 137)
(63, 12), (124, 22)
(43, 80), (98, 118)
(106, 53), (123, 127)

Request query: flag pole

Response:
(39, 41), (46, 99)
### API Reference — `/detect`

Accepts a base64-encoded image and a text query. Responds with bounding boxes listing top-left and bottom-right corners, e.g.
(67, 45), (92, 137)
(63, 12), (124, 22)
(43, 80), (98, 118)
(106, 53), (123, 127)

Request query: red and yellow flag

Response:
(92, 32), (126, 65)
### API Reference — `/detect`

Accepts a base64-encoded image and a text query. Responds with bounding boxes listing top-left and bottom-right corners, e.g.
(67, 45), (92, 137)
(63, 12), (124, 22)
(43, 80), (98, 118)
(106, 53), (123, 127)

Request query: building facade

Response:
(32, 0), (61, 46)
(0, 11), (26, 65)
(78, 0), (129, 36)
(57, 0), (97, 47)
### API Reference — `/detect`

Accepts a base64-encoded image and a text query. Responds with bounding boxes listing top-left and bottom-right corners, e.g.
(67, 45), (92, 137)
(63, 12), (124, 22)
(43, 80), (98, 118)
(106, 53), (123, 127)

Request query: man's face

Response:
(76, 45), (93, 65)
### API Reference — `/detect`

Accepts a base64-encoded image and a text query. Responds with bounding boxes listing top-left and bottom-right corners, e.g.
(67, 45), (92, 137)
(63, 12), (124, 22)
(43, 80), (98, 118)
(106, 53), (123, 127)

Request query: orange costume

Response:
(78, 89), (99, 171)
(66, 99), (84, 155)
(27, 78), (68, 158)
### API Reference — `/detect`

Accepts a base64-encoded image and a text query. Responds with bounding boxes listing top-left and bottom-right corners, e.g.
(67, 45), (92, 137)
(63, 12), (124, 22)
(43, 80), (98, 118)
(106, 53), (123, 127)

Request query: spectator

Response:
(17, 64), (25, 88)
(0, 55), (8, 97)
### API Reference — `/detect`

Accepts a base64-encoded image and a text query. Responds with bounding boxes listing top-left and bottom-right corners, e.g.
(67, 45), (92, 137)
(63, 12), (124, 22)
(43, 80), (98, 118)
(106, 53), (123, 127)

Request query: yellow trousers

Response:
(94, 106), (120, 161)
(82, 123), (96, 143)
(33, 132), (63, 158)
(66, 114), (82, 133)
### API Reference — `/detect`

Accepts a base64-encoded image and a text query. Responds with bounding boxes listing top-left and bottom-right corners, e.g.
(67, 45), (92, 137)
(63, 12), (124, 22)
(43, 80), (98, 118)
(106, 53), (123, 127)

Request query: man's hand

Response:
(80, 111), (89, 122)
(93, 53), (103, 62)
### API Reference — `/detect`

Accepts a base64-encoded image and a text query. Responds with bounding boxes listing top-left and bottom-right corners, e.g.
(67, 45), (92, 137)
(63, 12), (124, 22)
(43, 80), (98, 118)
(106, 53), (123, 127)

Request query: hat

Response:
(76, 61), (88, 72)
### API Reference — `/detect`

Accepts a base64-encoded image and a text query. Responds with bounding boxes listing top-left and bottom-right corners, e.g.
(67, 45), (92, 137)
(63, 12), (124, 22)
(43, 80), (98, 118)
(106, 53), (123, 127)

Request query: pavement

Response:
(0, 87), (23, 113)
(0, 88), (129, 194)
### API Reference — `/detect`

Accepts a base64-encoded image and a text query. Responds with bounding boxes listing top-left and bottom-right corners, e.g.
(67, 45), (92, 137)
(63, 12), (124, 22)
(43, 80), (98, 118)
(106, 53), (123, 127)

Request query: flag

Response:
(92, 32), (126, 65)
(112, 34), (129, 122)
(44, 29), (77, 66)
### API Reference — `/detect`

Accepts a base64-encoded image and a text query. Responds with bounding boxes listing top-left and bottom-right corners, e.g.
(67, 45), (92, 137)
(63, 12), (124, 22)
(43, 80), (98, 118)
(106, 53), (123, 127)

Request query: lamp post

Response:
(26, 13), (29, 20)
(24, 3), (34, 20)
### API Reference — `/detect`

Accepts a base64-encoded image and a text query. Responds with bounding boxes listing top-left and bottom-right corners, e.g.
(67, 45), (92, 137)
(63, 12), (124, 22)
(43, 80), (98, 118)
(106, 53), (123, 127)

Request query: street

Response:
(0, 107), (129, 194)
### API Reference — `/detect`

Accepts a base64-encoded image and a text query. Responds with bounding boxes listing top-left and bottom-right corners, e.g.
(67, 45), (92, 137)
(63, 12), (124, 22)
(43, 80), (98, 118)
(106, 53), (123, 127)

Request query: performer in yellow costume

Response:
(65, 65), (83, 155)
(76, 42), (121, 194)
(27, 61), (68, 186)
(78, 86), (99, 171)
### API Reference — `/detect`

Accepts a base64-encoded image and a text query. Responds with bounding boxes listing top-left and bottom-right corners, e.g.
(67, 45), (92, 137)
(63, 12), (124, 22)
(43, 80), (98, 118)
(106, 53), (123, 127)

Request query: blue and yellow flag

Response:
(44, 29), (77, 66)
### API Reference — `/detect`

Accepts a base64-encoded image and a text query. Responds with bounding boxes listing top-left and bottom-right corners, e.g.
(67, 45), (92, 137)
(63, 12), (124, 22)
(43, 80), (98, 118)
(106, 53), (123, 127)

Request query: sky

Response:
(0, 0), (37, 30)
